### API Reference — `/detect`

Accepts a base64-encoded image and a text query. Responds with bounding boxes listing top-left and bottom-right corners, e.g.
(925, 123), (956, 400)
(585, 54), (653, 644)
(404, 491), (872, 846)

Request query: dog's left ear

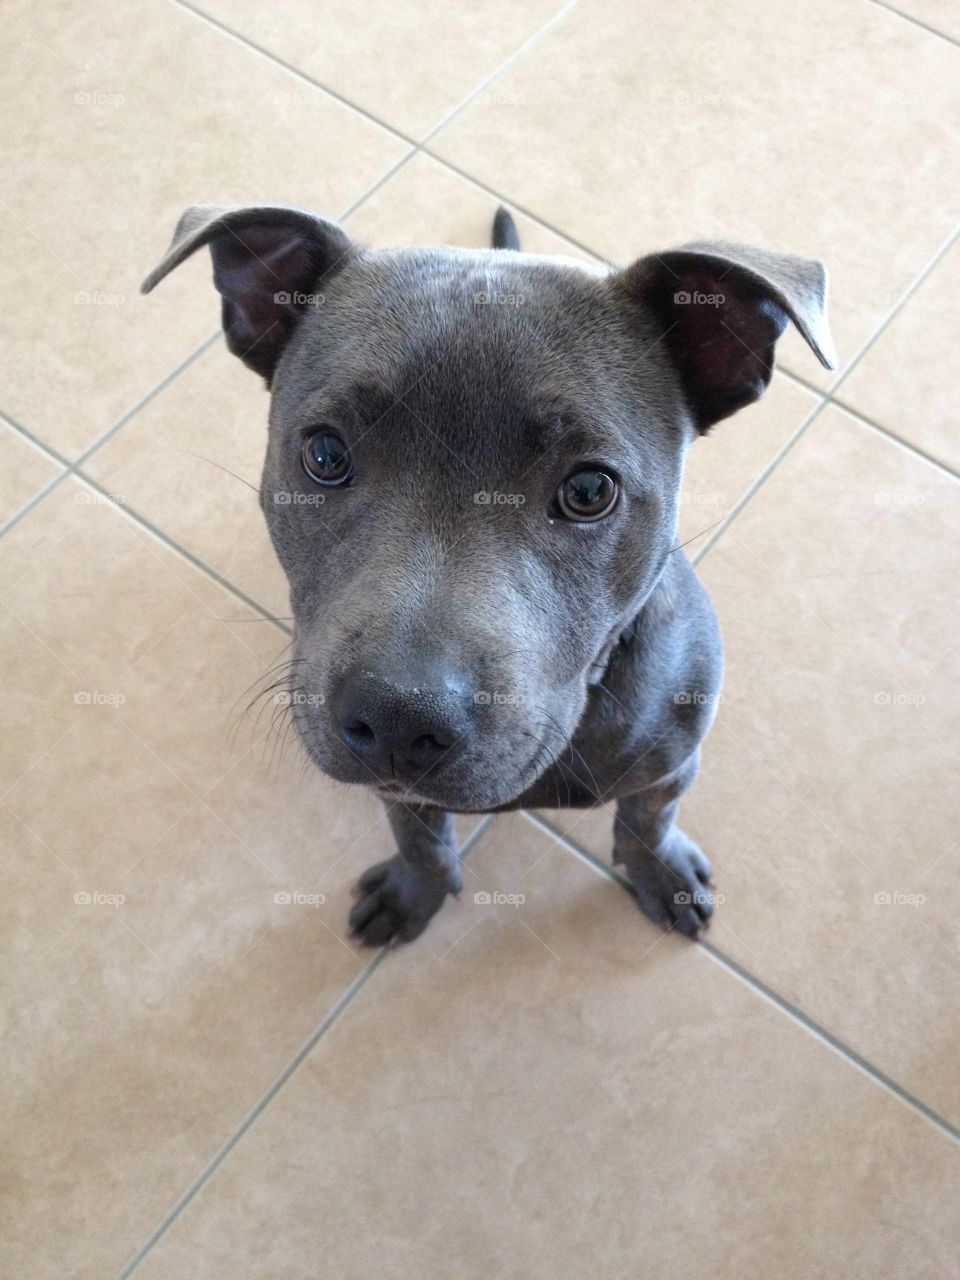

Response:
(141, 204), (356, 382)
(612, 241), (836, 433)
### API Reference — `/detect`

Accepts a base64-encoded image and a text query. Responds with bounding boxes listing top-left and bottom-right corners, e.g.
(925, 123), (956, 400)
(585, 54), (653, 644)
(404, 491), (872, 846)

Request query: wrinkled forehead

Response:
(273, 246), (616, 413)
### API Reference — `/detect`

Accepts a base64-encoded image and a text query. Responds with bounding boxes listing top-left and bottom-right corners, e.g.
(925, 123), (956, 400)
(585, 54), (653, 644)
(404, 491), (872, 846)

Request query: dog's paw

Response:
(619, 830), (715, 939)
(348, 855), (460, 947)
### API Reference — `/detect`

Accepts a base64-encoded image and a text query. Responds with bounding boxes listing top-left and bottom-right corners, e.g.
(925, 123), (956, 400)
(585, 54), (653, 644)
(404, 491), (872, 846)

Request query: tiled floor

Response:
(2, 1), (959, 1276)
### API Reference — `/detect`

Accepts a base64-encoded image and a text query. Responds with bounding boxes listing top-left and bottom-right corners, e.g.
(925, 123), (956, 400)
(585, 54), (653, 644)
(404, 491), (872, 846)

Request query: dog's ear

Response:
(612, 241), (836, 432)
(141, 204), (356, 381)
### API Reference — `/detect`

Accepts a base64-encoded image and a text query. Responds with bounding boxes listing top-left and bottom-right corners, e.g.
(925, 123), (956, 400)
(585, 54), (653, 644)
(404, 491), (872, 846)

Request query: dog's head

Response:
(144, 205), (834, 810)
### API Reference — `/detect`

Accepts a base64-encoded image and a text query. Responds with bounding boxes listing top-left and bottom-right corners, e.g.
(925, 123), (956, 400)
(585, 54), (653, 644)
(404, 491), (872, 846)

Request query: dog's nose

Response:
(332, 668), (469, 779)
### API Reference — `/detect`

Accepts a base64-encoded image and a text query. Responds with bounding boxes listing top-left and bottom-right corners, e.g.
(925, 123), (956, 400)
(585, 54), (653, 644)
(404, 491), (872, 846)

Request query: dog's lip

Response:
(376, 779), (455, 806)
(373, 775), (526, 812)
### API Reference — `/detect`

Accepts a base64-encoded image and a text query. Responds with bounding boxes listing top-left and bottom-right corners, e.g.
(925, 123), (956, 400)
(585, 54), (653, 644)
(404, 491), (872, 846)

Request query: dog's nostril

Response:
(411, 733), (449, 756)
(340, 719), (375, 750)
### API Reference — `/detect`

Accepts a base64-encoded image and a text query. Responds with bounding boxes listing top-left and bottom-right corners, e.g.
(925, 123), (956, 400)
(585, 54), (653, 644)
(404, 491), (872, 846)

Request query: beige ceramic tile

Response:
(837, 240), (960, 473)
(0, 606), (80, 791)
(0, 477), (198, 685)
(343, 150), (597, 260)
(0, 0), (406, 458)
(82, 340), (291, 620)
(0, 484), (481, 1279)
(677, 375), (820, 548)
(539, 405), (960, 1122)
(193, 0), (569, 138)
(430, 0), (960, 387)
(883, 0), (960, 42)
(134, 816), (960, 1279)
(0, 422), (63, 528)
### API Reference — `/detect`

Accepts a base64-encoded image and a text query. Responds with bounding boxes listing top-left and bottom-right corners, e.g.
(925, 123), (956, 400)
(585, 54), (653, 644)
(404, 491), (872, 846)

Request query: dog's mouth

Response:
(291, 696), (574, 812)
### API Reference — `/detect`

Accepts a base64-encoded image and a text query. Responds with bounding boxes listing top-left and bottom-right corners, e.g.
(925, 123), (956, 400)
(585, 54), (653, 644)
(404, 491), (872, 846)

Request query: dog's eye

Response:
(302, 430), (352, 486)
(557, 468), (620, 522)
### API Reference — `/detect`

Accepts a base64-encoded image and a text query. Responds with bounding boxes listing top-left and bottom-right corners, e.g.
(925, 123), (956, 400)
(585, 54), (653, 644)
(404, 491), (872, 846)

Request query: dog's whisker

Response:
(667, 514), (729, 555)
(172, 446), (260, 495)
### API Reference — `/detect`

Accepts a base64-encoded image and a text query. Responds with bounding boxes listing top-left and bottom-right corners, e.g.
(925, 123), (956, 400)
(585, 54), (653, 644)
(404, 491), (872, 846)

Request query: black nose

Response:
(332, 668), (469, 780)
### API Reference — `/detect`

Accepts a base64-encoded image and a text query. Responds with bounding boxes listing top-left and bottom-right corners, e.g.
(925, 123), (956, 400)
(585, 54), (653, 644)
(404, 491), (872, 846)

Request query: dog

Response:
(143, 203), (834, 946)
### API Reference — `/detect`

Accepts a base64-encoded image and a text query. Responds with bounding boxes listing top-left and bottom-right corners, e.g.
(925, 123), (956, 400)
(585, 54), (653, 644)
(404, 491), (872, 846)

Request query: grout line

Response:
(338, 148), (421, 222)
(74, 331), (222, 467)
(522, 808), (630, 888)
(416, 0), (579, 147)
(169, 0), (417, 147)
(775, 364), (824, 397)
(116, 952), (389, 1277)
(690, 395), (830, 564)
(826, 398), (960, 482)
(525, 810), (960, 1146)
(0, 412), (74, 533)
(72, 468), (294, 633)
(119, 812), (496, 1276)
(419, 148), (610, 262)
(868, 0), (960, 49)
(826, 225), (960, 399)
(699, 941), (960, 1145)
(0, 468), (72, 537)
(776, 363), (960, 491)
(0, 408), (73, 468)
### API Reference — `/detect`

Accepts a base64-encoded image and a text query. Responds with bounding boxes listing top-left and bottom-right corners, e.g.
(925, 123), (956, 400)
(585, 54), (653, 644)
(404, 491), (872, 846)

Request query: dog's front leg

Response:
(349, 805), (462, 947)
(613, 752), (716, 939)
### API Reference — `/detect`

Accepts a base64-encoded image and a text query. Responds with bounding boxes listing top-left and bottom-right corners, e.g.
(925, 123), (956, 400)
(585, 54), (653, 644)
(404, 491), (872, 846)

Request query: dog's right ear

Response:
(611, 240), (836, 433)
(141, 205), (356, 382)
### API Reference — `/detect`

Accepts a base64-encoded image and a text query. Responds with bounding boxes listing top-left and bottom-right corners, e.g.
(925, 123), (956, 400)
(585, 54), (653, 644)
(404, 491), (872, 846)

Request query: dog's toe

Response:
(669, 886), (714, 937)
(620, 831), (716, 940)
(349, 886), (403, 946)
(355, 859), (392, 895)
(349, 854), (455, 947)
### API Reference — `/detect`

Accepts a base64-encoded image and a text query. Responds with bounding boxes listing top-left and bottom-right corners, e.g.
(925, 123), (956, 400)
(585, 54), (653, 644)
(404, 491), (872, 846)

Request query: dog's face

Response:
(144, 207), (834, 810)
(263, 248), (686, 809)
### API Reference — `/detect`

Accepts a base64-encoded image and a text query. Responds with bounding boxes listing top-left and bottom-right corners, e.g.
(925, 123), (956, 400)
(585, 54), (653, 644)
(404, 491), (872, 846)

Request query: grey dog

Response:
(144, 203), (834, 946)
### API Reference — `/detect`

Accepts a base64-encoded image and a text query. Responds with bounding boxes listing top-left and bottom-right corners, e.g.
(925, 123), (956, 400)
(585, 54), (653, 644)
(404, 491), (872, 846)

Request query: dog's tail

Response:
(492, 205), (521, 251)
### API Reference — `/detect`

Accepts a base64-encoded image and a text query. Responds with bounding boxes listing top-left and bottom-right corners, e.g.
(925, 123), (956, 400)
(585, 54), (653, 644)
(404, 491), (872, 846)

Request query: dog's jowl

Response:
(144, 204), (834, 946)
